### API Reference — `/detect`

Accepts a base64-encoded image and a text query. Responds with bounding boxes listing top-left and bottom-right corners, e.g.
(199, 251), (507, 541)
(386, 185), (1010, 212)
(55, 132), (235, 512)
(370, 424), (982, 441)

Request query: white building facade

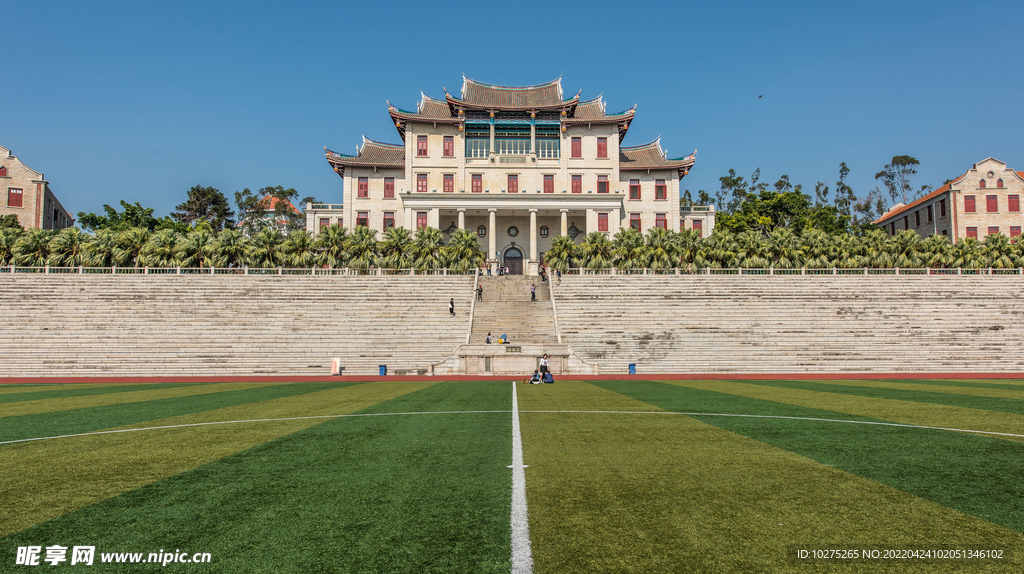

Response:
(321, 77), (696, 275)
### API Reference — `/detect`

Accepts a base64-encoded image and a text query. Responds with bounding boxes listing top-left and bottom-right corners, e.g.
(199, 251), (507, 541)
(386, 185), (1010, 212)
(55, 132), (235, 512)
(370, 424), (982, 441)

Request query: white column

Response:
(560, 209), (568, 236)
(488, 208), (497, 273)
(428, 208), (440, 229)
(529, 209), (538, 276)
(458, 209), (466, 230)
(405, 208), (413, 231)
(585, 208), (595, 234)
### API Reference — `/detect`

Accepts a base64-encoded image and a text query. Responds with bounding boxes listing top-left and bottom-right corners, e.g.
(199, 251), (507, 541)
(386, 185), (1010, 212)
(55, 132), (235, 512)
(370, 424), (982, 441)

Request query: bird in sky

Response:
(758, 95), (763, 98)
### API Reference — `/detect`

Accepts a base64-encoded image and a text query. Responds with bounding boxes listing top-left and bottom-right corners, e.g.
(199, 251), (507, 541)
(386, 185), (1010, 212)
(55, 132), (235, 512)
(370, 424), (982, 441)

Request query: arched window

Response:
(0, 167), (6, 177)
(997, 179), (1004, 188)
(980, 179), (987, 189)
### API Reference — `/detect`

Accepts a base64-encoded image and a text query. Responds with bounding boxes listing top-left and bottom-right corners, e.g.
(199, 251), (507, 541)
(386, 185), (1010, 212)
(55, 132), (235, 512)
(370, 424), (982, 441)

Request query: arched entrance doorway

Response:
(503, 246), (524, 275)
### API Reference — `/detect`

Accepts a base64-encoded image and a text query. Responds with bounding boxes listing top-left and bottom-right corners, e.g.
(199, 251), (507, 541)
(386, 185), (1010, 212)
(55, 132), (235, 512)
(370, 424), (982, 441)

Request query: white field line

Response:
(0, 410), (511, 446)
(4, 409), (1023, 448)
(510, 381), (534, 574)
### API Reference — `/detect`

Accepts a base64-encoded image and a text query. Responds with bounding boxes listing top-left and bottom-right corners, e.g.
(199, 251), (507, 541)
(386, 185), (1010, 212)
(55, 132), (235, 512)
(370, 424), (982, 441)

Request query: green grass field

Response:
(4, 378), (1024, 572)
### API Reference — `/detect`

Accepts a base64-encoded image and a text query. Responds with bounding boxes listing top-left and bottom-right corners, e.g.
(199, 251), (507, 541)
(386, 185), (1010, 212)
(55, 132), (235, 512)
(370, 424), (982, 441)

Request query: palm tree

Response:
(694, 230), (734, 269)
(645, 228), (679, 270)
(799, 229), (831, 268)
(347, 226), (380, 270)
(314, 224), (348, 269)
(118, 227), (152, 267)
(443, 229), (485, 273)
(84, 228), (127, 267)
(767, 227), (802, 268)
(919, 234), (952, 268)
(12, 228), (55, 266)
(212, 228), (248, 268)
(409, 227), (443, 272)
(951, 237), (985, 269)
(888, 230), (924, 268)
(981, 233), (1015, 268)
(177, 228), (220, 268)
(733, 230), (770, 268)
(376, 227), (413, 269)
(545, 235), (577, 272)
(143, 229), (183, 268)
(577, 231), (614, 270)
(281, 230), (316, 268)
(247, 227), (286, 268)
(0, 227), (22, 265)
(611, 227), (648, 270)
(674, 228), (702, 269)
(47, 227), (88, 267)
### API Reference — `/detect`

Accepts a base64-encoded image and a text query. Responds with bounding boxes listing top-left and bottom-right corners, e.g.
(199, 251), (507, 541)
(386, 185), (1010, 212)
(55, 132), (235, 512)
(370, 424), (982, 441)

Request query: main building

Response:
(318, 76), (697, 275)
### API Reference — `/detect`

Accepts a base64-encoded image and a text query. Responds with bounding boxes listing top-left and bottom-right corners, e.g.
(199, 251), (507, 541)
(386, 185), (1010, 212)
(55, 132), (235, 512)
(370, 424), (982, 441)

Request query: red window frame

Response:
(915, 211), (920, 227)
(988, 226), (1000, 236)
(417, 135), (428, 157)
(384, 177), (395, 198)
(1011, 226), (1021, 238)
(443, 174), (454, 193)
(629, 179), (641, 200)
(655, 179), (666, 200)
(8, 188), (23, 207)
(987, 195), (998, 213)
(979, 179), (987, 189)
(571, 175), (582, 194)
(630, 213), (641, 230)
(319, 218), (330, 230)
(655, 213), (667, 230)
(357, 177), (368, 198)
(507, 174), (518, 194)
(597, 175), (608, 193)
(597, 212), (608, 232)
(416, 212), (427, 230)
(997, 179), (1004, 188)
(1009, 195), (1020, 212)
(939, 199), (946, 217)
(417, 173), (427, 193)
(571, 137), (581, 158)
(472, 174), (482, 193)
(693, 219), (703, 237)
(543, 175), (554, 194)
(383, 212), (395, 230)
(0, 167), (6, 177)
(443, 136), (454, 157)
(966, 226), (977, 239)
(964, 195), (975, 213)
(597, 137), (607, 159)
(356, 211), (369, 227)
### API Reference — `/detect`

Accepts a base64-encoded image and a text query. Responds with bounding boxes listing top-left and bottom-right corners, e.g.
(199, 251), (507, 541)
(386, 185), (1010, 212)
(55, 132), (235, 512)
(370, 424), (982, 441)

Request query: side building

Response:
(321, 76), (696, 275)
(875, 157), (1023, 241)
(1, 145), (74, 230)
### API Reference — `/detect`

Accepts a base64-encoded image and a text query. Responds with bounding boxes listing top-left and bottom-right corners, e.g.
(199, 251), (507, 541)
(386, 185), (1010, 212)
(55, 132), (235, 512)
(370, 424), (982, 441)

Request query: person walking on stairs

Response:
(449, 297), (455, 317)
(486, 332), (492, 344)
(531, 284), (536, 301)
(477, 285), (483, 301)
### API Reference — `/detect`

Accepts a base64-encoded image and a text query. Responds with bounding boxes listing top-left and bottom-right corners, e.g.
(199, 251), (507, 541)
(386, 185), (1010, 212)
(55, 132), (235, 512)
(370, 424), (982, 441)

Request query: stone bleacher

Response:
(0, 274), (474, 377)
(552, 275), (1024, 374)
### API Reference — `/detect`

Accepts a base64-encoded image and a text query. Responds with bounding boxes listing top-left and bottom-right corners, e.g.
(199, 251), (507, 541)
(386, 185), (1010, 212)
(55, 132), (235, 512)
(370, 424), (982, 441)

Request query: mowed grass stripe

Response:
(0, 383), (194, 404)
(0, 382), (353, 443)
(2, 382), (513, 574)
(600, 381), (1024, 534)
(0, 382), (433, 538)
(728, 378), (1024, 415)
(0, 384), (116, 396)
(665, 378), (1024, 442)
(519, 382), (1024, 573)
(802, 379), (1024, 400)
(877, 379), (1024, 391)
(0, 382), (283, 418)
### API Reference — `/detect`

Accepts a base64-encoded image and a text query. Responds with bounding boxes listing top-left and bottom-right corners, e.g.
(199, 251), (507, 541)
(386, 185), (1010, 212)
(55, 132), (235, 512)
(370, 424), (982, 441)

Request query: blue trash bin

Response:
(629, 364), (636, 375)
(379, 365), (387, 376)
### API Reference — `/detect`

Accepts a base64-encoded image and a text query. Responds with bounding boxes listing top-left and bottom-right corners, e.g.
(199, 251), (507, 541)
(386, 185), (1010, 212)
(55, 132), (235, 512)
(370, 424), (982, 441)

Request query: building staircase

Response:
(470, 276), (557, 345)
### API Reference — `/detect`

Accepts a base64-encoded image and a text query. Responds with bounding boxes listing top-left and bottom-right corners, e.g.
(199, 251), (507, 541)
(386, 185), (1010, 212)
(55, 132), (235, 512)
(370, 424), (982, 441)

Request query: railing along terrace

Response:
(0, 266), (478, 276)
(562, 267), (1024, 276)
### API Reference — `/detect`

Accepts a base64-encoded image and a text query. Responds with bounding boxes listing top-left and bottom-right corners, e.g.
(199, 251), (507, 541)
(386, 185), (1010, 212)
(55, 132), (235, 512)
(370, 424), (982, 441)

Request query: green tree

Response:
(144, 229), (184, 267)
(172, 185), (235, 231)
(314, 224), (348, 268)
(281, 230), (317, 268)
(376, 227), (413, 269)
(84, 229), (126, 267)
(118, 227), (152, 267)
(410, 227), (443, 272)
(77, 200), (180, 232)
(875, 155), (921, 205)
(578, 231), (614, 269)
(0, 214), (24, 230)
(247, 227), (286, 268)
(611, 227), (648, 270)
(697, 190), (712, 206)
(834, 162), (856, 216)
(211, 228), (249, 268)
(13, 228), (55, 266)
(178, 228), (220, 268)
(680, 190), (693, 205)
(443, 229), (486, 273)
(0, 227), (24, 264)
(46, 227), (88, 267)
(645, 227), (679, 270)
(544, 235), (577, 272)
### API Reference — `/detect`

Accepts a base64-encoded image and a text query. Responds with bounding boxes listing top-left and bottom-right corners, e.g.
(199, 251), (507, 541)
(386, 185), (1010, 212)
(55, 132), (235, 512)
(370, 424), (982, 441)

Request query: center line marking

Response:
(510, 382), (533, 574)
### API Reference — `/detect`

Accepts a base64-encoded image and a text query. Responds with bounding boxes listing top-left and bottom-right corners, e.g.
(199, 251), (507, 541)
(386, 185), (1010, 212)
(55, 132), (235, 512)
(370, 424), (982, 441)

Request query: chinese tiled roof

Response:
(874, 171), (969, 224)
(388, 94), (459, 140)
(445, 76), (579, 111)
(619, 138), (696, 179)
(564, 96), (636, 142)
(256, 196), (301, 215)
(325, 137), (405, 177)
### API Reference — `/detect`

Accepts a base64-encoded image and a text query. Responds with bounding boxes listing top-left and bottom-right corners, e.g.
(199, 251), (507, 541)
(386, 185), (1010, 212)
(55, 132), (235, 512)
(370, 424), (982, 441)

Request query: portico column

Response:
(529, 209), (538, 276)
(586, 208), (595, 234)
(457, 209), (465, 230)
(405, 208), (413, 231)
(488, 208), (497, 273)
(560, 209), (568, 236)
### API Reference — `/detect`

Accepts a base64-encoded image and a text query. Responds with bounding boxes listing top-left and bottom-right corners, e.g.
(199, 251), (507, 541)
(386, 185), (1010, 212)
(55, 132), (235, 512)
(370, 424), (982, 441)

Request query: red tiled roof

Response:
(619, 139), (696, 179)
(256, 196), (301, 215)
(325, 138), (405, 177)
(564, 97), (636, 142)
(874, 171), (968, 224)
(446, 76), (579, 111)
(388, 94), (458, 140)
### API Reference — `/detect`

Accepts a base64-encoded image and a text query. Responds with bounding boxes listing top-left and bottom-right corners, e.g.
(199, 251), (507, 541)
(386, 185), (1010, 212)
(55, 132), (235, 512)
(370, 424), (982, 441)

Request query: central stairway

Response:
(470, 276), (558, 345)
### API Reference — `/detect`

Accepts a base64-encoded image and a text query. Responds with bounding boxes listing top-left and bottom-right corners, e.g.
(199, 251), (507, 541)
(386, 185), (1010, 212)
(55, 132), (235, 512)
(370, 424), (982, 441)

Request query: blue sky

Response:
(5, 0), (1022, 220)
